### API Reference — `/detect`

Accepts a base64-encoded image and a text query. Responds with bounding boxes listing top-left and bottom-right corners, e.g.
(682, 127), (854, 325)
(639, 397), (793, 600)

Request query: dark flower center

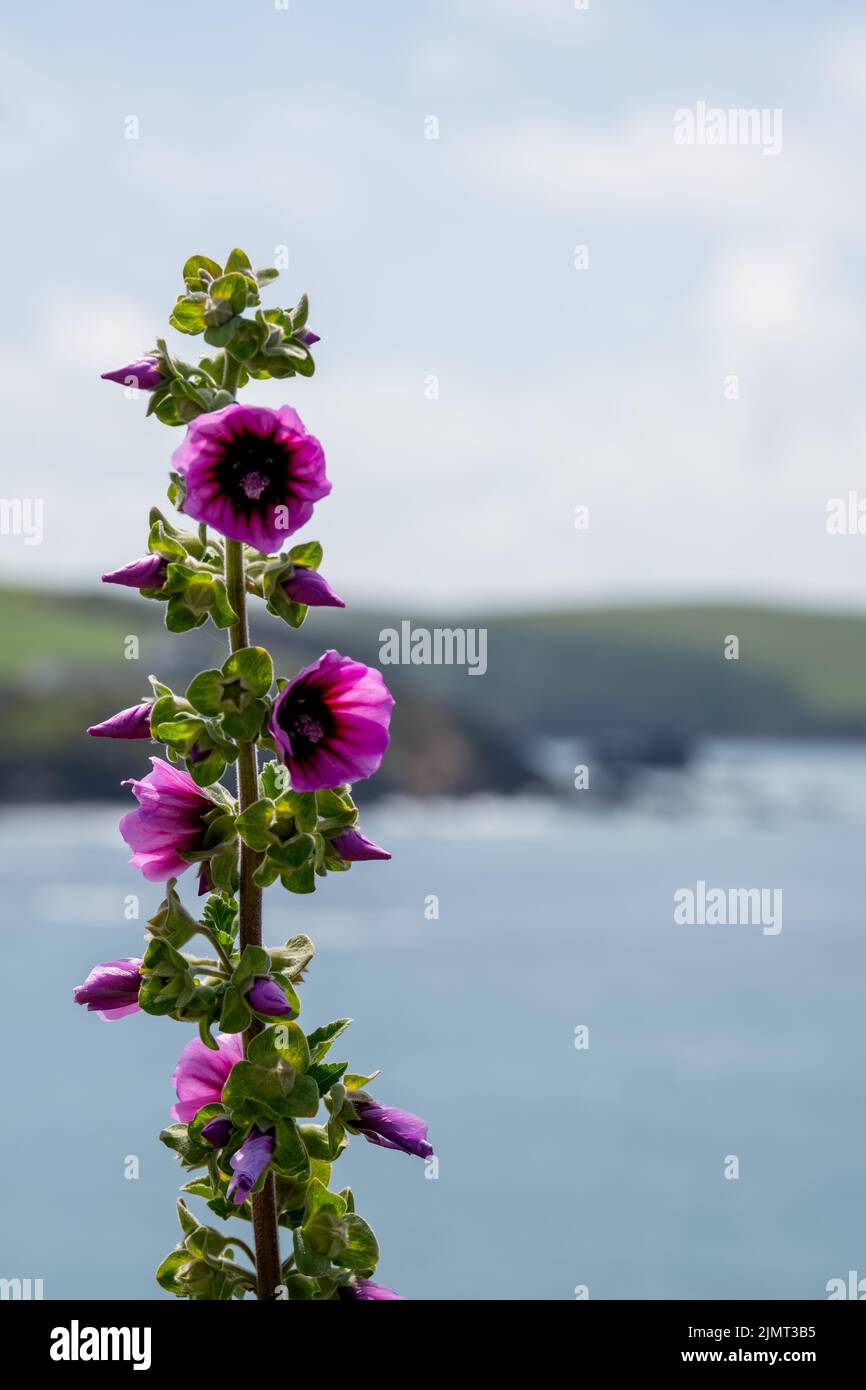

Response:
(217, 430), (288, 513)
(277, 689), (333, 757)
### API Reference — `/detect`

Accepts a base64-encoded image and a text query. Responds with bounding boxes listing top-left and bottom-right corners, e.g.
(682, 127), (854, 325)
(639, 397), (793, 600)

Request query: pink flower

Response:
(282, 566), (344, 609)
(269, 650), (394, 792)
(73, 957), (143, 1020)
(171, 1032), (244, 1124)
(172, 403), (330, 553)
(87, 701), (153, 740)
(119, 757), (214, 882)
(101, 356), (164, 390)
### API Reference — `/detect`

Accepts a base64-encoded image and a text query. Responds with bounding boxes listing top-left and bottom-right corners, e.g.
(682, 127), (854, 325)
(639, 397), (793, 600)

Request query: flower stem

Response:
(224, 536), (281, 1301)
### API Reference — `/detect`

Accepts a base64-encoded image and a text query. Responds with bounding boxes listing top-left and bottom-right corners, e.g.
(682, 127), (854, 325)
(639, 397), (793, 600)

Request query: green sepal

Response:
(159, 1122), (211, 1169)
(233, 944), (272, 986)
(226, 317), (267, 363)
(315, 787), (359, 831)
(298, 1122), (348, 1163)
(271, 1117), (312, 1184)
(281, 1275), (317, 1300)
(221, 698), (268, 742)
(219, 984), (252, 1034)
(146, 878), (198, 947)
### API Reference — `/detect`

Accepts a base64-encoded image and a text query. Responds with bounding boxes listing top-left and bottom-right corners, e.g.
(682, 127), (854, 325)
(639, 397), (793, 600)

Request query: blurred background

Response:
(1, 0), (865, 1300)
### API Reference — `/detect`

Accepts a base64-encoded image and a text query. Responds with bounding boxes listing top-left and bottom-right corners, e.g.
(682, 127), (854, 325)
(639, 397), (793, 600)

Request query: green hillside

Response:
(1, 587), (864, 800)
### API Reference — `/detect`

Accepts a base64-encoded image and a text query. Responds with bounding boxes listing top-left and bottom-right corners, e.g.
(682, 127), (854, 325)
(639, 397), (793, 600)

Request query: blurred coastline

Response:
(4, 585), (866, 804)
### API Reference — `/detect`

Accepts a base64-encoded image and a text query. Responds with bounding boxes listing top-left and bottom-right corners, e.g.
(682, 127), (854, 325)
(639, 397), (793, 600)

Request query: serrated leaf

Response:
(306, 1018), (352, 1063)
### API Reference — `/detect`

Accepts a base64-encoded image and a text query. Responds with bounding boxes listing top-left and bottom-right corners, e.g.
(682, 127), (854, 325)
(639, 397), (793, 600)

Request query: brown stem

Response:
(225, 538), (281, 1301)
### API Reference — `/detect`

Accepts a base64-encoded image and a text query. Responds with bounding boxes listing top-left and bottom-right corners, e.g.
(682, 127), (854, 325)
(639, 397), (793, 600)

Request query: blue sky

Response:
(3, 0), (866, 610)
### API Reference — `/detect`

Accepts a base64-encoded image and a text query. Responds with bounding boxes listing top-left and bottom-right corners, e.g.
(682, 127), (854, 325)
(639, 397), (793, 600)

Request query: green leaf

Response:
(224, 646), (273, 697)
(291, 293), (310, 330)
(235, 798), (276, 851)
(277, 790), (317, 833)
(186, 669), (225, 715)
(308, 1061), (348, 1096)
(219, 984), (251, 1034)
(288, 540), (323, 570)
(170, 294), (207, 335)
(333, 1214), (379, 1275)
(249, 1020), (310, 1073)
(159, 1123), (210, 1168)
(260, 759), (289, 798)
(280, 860), (316, 895)
(268, 935), (315, 980)
(224, 247), (253, 275)
(207, 272), (249, 318)
(306, 1018), (352, 1063)
(268, 833), (315, 872)
(155, 1249), (189, 1295)
(176, 1198), (201, 1238)
(226, 317), (267, 363)
(183, 254), (223, 291)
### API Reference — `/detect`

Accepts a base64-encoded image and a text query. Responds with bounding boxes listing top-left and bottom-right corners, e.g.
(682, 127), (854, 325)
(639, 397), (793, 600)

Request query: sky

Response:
(3, 0), (866, 611)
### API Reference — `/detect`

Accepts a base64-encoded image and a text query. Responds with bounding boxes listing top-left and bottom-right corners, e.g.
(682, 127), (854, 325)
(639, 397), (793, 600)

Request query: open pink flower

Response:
(172, 403), (330, 553)
(171, 1032), (243, 1124)
(119, 757), (214, 882)
(269, 650), (394, 792)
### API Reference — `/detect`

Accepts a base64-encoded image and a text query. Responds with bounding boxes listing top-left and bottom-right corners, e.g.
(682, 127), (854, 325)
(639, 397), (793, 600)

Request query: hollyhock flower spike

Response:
(87, 701), (153, 740)
(171, 403), (330, 553)
(227, 1129), (274, 1205)
(101, 356), (165, 390)
(269, 650), (394, 792)
(102, 555), (168, 590)
(119, 757), (214, 881)
(171, 1032), (243, 1124)
(82, 247), (424, 1301)
(73, 958), (143, 1020)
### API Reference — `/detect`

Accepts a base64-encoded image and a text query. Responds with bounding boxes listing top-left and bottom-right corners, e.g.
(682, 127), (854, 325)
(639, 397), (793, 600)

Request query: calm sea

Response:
(1, 742), (864, 1300)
